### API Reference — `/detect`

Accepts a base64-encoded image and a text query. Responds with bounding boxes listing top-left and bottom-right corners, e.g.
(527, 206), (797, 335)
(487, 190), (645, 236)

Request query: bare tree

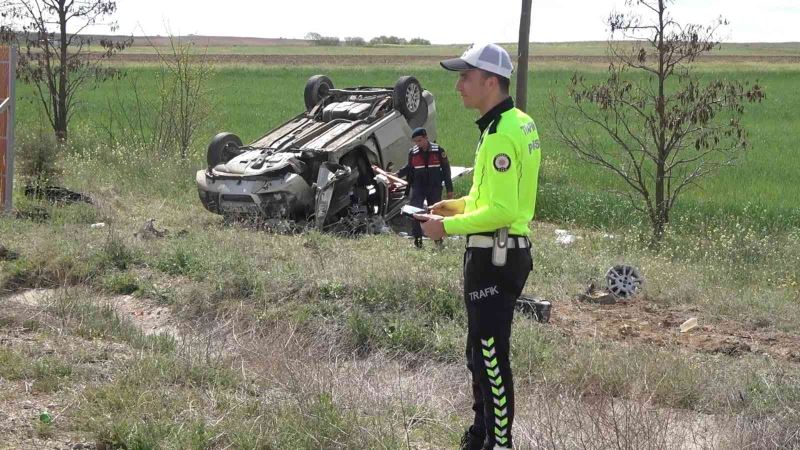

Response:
(102, 34), (214, 159)
(0, 0), (131, 141)
(152, 35), (214, 159)
(551, 0), (764, 245)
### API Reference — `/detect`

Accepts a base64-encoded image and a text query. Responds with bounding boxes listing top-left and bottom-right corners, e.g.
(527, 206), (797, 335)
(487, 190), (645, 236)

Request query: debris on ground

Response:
(577, 281), (618, 304)
(13, 204), (49, 222)
(517, 295), (552, 323)
(24, 184), (93, 205)
(0, 244), (19, 261)
(618, 323), (639, 337)
(680, 317), (699, 333)
(554, 229), (579, 245)
(90, 222), (106, 229)
(134, 218), (168, 239)
(605, 265), (643, 298)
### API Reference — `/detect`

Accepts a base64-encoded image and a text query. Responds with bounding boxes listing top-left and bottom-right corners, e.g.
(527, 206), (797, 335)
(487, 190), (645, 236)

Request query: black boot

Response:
(459, 426), (485, 450)
(414, 237), (423, 248)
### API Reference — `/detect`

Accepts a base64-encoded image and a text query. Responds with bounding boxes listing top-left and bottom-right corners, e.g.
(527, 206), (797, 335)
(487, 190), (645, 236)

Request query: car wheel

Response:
(207, 132), (243, 168)
(406, 98), (429, 129)
(304, 75), (334, 110)
(393, 76), (424, 120)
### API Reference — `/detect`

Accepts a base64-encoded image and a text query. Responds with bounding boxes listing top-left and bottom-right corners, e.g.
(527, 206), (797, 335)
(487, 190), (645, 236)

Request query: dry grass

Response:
(2, 137), (800, 447)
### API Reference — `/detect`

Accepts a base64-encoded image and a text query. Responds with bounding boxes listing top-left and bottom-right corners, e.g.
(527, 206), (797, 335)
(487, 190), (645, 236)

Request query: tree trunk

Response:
(652, 0), (667, 244)
(56, 2), (69, 142)
(516, 0), (532, 112)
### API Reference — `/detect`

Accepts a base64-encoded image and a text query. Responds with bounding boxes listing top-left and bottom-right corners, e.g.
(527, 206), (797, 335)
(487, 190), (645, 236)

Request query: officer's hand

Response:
(446, 191), (455, 200)
(429, 198), (464, 217)
(414, 213), (447, 240)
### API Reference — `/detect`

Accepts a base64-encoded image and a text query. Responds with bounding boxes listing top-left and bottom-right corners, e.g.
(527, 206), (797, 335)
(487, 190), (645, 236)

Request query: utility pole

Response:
(0, 45), (15, 215)
(516, 0), (532, 112)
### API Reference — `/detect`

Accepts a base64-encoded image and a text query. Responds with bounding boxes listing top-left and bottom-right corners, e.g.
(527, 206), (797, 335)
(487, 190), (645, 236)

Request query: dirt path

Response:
(8, 287), (800, 364)
(7, 289), (179, 339)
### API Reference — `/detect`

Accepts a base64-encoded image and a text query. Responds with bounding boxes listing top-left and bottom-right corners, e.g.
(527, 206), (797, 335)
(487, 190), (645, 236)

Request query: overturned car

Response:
(196, 75), (467, 231)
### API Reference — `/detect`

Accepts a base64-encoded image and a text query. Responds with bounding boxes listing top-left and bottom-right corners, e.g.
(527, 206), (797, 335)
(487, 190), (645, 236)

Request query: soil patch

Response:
(550, 297), (800, 363)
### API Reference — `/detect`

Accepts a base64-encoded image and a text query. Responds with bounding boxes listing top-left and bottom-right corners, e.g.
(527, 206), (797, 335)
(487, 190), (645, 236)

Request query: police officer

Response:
(396, 127), (454, 248)
(415, 43), (541, 450)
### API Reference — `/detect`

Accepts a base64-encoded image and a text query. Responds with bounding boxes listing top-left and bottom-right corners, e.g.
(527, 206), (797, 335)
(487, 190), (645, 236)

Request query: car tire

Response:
(207, 132), (243, 168)
(407, 98), (429, 129)
(393, 76), (425, 121)
(304, 75), (334, 110)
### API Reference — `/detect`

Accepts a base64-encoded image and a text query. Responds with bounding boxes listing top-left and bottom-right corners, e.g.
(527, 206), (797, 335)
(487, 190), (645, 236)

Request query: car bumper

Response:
(195, 170), (313, 218)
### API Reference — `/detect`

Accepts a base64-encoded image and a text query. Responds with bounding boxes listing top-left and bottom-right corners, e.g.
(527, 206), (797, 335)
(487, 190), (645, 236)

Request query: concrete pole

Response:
(516, 0), (532, 112)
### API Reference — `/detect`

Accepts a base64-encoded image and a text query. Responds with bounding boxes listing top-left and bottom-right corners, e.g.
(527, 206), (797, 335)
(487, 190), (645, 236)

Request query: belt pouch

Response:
(492, 227), (508, 267)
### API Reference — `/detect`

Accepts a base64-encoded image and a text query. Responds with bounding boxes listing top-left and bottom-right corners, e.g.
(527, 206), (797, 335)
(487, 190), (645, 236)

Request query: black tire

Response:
(393, 76), (423, 120)
(304, 75), (334, 110)
(207, 132), (243, 168)
(406, 98), (429, 129)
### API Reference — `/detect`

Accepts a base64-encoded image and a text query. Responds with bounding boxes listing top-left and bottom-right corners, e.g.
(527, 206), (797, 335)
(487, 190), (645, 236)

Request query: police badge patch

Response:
(493, 153), (511, 172)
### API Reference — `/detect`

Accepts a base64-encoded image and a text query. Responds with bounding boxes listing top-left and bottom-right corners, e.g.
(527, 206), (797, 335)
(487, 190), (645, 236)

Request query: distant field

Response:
(90, 40), (800, 72)
(15, 63), (799, 230)
(107, 39), (800, 57)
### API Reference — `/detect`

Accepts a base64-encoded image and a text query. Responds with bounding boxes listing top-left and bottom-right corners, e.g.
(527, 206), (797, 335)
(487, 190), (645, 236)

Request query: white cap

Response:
(440, 43), (513, 79)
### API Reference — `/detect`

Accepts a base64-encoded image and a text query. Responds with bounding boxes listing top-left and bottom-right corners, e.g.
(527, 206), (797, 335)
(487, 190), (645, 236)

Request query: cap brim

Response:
(440, 58), (476, 72)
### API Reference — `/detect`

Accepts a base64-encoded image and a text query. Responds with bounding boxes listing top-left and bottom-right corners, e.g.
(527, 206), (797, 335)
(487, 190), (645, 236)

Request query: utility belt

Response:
(466, 228), (530, 267)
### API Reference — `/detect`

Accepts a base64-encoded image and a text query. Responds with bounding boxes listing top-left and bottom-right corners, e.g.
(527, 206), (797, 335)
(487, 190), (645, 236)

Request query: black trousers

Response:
(409, 186), (442, 238)
(463, 245), (532, 449)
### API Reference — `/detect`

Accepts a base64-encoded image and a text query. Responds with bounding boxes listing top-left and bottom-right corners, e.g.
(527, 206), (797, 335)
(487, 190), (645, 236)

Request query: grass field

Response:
(2, 43), (800, 449)
(107, 40), (800, 58)
(14, 62), (800, 231)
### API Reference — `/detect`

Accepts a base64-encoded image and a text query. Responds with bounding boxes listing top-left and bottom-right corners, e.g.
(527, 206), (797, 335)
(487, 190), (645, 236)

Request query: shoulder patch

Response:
(493, 153), (511, 172)
(441, 151), (447, 158)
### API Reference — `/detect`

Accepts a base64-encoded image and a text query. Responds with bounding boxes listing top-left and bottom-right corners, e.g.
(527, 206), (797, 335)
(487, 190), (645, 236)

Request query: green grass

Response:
(3, 54), (800, 448)
(2, 213), (799, 447)
(0, 348), (74, 393)
(12, 63), (800, 232)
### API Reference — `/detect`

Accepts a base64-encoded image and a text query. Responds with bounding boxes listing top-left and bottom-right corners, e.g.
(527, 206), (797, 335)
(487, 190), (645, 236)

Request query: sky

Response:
(98, 0), (797, 44)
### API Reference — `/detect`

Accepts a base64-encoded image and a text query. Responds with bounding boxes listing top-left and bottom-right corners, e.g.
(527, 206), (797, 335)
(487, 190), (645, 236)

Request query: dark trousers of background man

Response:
(463, 245), (532, 449)
(409, 187), (442, 239)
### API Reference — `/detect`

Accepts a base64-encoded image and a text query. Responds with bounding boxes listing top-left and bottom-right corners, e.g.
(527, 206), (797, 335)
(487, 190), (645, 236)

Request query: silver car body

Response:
(197, 78), (468, 229)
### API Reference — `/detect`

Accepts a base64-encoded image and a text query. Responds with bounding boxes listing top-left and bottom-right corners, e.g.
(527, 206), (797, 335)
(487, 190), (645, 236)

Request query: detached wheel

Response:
(207, 132), (242, 168)
(393, 76), (423, 120)
(304, 75), (334, 110)
(605, 265), (643, 298)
